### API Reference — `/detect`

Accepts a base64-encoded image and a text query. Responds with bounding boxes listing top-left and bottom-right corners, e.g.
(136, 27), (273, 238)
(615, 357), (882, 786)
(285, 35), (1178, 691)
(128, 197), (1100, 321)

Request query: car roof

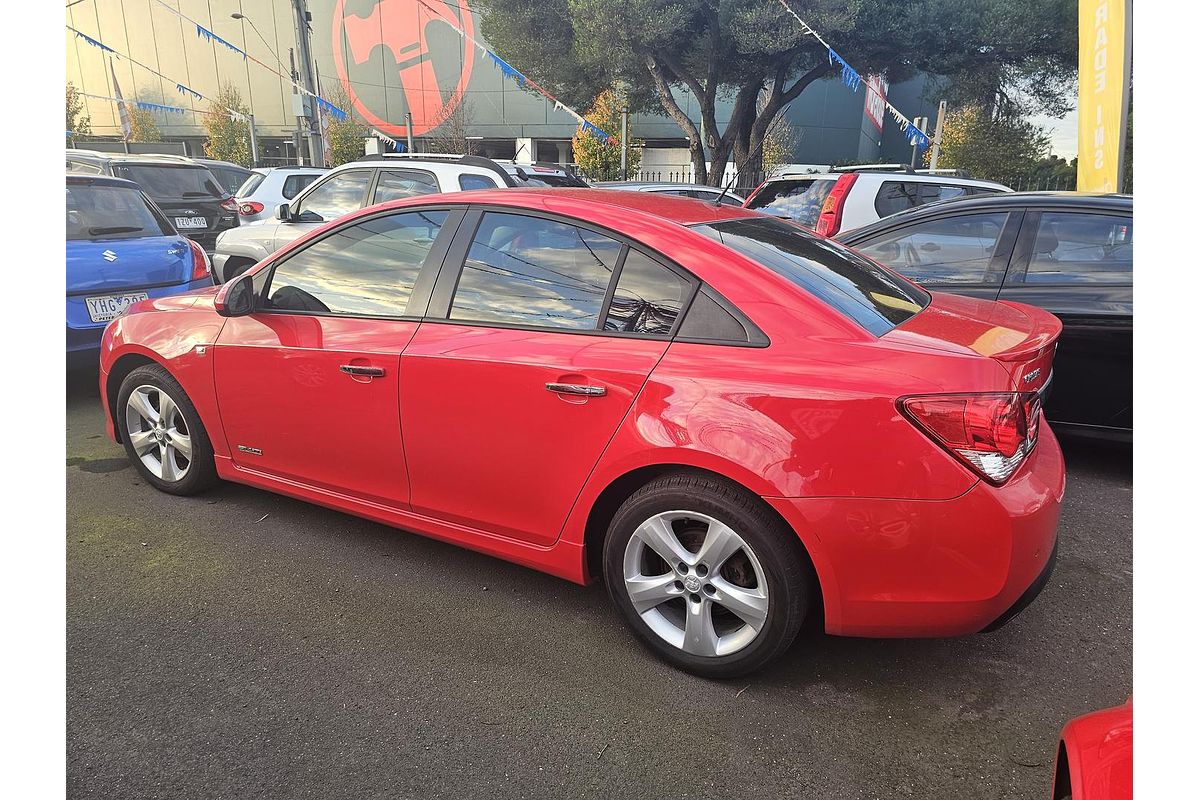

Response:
(66, 150), (210, 168)
(65, 173), (141, 189)
(838, 191), (1133, 241)
(367, 187), (762, 227)
(595, 181), (737, 192)
(771, 170), (1010, 190)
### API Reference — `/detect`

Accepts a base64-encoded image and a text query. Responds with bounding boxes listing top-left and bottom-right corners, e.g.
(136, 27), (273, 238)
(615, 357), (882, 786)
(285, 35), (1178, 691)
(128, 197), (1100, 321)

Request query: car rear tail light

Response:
(220, 197), (239, 213)
(814, 173), (858, 237)
(239, 201), (265, 216)
(899, 392), (1042, 484)
(187, 239), (211, 282)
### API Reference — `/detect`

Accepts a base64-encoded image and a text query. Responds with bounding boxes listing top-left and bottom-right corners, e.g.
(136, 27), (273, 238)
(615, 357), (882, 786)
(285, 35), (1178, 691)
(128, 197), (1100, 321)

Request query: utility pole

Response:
(248, 113), (259, 167)
(909, 117), (926, 169)
(291, 0), (324, 167)
(620, 107), (629, 180)
(928, 100), (948, 171)
(405, 112), (414, 153)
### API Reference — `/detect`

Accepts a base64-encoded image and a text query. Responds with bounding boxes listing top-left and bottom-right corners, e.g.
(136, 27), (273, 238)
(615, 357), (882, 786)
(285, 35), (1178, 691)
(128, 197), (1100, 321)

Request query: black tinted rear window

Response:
(874, 181), (985, 217)
(745, 178), (835, 228)
(693, 217), (929, 335)
(111, 164), (224, 200)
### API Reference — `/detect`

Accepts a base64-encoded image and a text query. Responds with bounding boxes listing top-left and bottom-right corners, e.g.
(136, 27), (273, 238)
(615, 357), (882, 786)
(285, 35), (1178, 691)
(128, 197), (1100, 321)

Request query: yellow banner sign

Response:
(1078, 0), (1131, 192)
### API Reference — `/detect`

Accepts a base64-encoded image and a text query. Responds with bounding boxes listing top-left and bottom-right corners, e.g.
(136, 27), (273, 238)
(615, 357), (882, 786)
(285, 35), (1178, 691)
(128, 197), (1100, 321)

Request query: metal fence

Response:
(994, 174), (1077, 192)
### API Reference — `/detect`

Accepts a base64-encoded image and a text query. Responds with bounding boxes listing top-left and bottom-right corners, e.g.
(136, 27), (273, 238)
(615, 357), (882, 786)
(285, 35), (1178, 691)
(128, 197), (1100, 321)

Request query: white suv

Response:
(743, 166), (1011, 237)
(212, 153), (517, 283)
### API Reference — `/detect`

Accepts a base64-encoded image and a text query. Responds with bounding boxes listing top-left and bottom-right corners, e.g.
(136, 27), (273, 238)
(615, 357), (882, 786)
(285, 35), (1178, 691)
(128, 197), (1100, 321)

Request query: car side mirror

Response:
(214, 273), (255, 317)
(275, 202), (291, 221)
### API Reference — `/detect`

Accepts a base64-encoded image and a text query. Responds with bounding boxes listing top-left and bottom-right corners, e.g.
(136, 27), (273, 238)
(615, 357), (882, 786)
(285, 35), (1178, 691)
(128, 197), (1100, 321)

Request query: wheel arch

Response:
(105, 351), (164, 443)
(580, 463), (825, 630)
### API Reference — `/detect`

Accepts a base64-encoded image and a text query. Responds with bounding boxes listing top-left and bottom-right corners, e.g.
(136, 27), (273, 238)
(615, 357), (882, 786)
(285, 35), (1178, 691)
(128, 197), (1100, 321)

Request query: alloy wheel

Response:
(124, 384), (193, 483)
(622, 510), (769, 657)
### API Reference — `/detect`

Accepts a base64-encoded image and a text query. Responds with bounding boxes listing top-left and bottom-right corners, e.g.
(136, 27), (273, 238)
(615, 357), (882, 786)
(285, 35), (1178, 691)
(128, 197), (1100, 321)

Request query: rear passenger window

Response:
(265, 210), (449, 317)
(853, 212), (1011, 284)
(874, 181), (971, 217)
(374, 169), (440, 203)
(459, 174), (498, 191)
(604, 251), (690, 335)
(1022, 212), (1132, 284)
(449, 213), (622, 330)
(281, 173), (318, 199)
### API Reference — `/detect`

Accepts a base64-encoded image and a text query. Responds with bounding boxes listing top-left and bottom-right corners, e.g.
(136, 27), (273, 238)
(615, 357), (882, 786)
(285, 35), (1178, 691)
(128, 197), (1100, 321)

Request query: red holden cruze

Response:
(99, 189), (1065, 676)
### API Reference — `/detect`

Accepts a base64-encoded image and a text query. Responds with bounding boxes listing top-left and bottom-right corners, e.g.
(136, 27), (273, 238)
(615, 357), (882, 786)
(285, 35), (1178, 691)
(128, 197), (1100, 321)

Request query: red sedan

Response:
(99, 189), (1065, 676)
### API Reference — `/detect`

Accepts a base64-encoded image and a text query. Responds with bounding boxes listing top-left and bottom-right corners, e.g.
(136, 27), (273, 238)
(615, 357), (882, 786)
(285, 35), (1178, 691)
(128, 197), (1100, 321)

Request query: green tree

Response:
(474, 0), (1077, 186)
(67, 81), (91, 138)
(572, 88), (642, 180)
(926, 104), (1048, 184)
(324, 86), (368, 166)
(128, 106), (162, 143)
(202, 83), (252, 167)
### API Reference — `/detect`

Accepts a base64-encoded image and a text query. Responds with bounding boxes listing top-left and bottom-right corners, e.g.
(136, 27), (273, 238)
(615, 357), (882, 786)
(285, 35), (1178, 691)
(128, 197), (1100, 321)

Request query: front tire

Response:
(117, 364), (218, 496)
(603, 472), (811, 678)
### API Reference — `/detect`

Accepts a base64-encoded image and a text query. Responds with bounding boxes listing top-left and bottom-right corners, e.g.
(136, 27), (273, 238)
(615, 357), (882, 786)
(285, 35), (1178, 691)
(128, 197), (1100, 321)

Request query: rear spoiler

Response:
(990, 302), (1063, 363)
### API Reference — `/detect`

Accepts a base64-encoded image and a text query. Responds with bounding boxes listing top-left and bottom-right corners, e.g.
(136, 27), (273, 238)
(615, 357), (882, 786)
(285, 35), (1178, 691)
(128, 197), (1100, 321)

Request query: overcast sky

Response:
(1031, 108), (1079, 159)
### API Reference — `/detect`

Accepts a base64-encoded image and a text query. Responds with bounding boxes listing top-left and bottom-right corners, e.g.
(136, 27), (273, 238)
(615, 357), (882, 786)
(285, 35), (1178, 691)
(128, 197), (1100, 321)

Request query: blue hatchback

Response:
(67, 174), (213, 366)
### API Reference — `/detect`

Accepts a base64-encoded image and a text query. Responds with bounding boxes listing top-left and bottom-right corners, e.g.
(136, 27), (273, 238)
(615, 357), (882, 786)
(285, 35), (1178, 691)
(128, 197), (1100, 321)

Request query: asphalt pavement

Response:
(66, 367), (1132, 800)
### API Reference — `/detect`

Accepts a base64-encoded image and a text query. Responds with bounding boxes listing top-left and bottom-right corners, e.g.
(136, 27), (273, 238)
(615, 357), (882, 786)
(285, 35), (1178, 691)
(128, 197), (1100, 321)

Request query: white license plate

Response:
(175, 216), (209, 229)
(85, 293), (149, 323)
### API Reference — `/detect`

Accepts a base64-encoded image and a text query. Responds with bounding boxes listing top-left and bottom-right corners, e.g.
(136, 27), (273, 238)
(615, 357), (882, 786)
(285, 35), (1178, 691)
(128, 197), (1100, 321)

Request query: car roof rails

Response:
(353, 152), (517, 187)
(916, 168), (974, 178)
(831, 163), (916, 174)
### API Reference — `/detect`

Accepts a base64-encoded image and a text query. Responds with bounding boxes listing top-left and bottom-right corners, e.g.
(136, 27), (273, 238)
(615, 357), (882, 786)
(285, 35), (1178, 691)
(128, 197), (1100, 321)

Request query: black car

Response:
(66, 150), (240, 252)
(838, 192), (1132, 441)
(194, 158), (254, 196)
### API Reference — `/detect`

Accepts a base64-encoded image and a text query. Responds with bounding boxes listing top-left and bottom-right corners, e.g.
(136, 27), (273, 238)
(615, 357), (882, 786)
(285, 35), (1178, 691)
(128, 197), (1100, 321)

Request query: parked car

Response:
(194, 158), (254, 196)
(67, 174), (211, 367)
(210, 153), (518, 283)
(596, 180), (745, 205)
(743, 165), (1011, 236)
(100, 188), (1064, 677)
(838, 192), (1132, 441)
(66, 150), (239, 252)
(499, 161), (590, 188)
(233, 166), (328, 223)
(1052, 699), (1132, 800)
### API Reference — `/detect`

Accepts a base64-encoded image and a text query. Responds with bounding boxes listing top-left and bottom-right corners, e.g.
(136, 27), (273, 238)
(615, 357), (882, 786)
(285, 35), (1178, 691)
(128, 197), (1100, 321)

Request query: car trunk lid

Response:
(66, 236), (192, 295)
(889, 291), (1061, 394)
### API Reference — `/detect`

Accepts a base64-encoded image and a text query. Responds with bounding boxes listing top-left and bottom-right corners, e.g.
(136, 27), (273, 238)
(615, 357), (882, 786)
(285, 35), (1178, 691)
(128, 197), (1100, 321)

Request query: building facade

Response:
(67, 0), (943, 169)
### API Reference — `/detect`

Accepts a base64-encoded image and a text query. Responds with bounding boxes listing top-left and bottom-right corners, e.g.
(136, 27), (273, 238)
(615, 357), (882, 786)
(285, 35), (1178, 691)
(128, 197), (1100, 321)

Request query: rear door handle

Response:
(340, 365), (385, 377)
(546, 382), (606, 397)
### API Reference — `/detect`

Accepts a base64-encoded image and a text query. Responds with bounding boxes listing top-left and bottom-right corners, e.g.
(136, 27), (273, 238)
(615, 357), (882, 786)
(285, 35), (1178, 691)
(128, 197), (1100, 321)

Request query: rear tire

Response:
(117, 364), (218, 496)
(603, 472), (811, 678)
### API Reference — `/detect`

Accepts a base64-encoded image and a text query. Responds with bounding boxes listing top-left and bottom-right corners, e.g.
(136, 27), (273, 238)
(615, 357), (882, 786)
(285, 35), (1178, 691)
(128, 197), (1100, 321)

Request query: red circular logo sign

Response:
(332, 0), (476, 139)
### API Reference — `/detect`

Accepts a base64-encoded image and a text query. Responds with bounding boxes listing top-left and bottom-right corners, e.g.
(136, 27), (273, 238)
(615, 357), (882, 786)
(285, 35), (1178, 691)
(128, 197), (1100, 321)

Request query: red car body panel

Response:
(99, 189), (1065, 637)
(1055, 700), (1133, 800)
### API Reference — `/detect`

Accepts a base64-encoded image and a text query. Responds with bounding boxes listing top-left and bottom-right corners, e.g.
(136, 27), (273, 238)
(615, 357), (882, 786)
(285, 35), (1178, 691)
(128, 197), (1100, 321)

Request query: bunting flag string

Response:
(175, 83), (203, 101)
(79, 91), (209, 117)
(149, 0), (346, 121)
(776, 0), (930, 150)
(412, 0), (614, 146)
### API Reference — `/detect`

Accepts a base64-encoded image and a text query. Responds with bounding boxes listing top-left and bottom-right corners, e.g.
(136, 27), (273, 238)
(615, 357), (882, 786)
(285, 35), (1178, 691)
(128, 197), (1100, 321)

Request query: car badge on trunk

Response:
(102, 250), (118, 262)
(1023, 368), (1042, 384)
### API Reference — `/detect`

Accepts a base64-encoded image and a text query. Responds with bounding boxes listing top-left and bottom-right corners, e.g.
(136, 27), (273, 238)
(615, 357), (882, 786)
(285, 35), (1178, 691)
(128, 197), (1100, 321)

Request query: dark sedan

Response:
(838, 192), (1132, 441)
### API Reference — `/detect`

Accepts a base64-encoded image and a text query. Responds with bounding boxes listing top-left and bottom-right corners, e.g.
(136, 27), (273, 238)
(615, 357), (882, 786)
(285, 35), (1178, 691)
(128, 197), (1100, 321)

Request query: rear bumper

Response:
(767, 418), (1066, 637)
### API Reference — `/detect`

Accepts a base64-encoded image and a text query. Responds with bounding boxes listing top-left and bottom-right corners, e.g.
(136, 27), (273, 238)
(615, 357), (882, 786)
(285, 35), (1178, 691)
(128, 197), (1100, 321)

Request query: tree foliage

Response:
(324, 86), (368, 166)
(925, 104), (1049, 183)
(67, 81), (91, 137)
(572, 89), (642, 181)
(202, 83), (252, 167)
(128, 107), (162, 143)
(475, 0), (1077, 186)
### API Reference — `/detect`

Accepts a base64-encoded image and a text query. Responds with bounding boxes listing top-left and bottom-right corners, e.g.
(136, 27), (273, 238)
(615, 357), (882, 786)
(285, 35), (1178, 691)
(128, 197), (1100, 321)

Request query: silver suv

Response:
(211, 153), (517, 283)
(744, 165), (1011, 237)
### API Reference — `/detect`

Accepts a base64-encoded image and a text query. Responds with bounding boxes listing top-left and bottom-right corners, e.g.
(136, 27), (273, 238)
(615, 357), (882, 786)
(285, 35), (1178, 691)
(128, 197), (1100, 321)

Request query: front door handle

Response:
(340, 364), (385, 377)
(546, 382), (606, 397)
